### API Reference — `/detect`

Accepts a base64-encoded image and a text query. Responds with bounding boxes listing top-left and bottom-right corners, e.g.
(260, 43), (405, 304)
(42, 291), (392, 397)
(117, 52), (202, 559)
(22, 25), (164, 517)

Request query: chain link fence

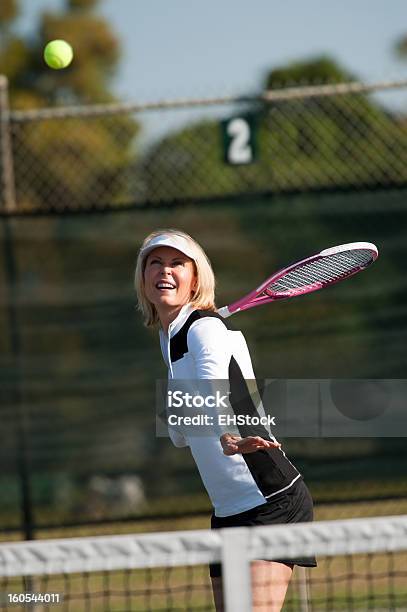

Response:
(1, 76), (407, 538)
(1, 77), (407, 214)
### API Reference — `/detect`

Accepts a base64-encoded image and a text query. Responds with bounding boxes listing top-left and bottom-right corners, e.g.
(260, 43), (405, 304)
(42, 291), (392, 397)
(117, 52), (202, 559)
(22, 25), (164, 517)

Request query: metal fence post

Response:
(0, 75), (17, 213)
(1, 76), (33, 538)
(2, 216), (35, 541)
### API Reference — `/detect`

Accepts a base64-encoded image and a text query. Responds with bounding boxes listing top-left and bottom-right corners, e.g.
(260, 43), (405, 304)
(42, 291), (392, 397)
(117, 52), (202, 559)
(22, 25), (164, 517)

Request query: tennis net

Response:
(1, 514), (407, 611)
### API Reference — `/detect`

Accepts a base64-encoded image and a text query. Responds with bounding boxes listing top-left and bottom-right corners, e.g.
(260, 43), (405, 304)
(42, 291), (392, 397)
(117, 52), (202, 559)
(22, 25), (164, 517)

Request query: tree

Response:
(0, 0), (19, 27)
(395, 34), (407, 59)
(0, 0), (139, 210)
(264, 55), (356, 88)
(141, 56), (406, 204)
(260, 56), (405, 190)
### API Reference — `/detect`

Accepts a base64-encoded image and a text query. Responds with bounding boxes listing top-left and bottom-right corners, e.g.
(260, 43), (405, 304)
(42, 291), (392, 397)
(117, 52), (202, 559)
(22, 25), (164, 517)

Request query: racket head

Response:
(222, 242), (378, 317)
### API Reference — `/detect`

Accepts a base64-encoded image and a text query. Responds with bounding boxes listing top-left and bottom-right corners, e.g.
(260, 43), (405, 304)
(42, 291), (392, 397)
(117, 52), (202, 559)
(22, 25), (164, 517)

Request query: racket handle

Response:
(217, 306), (232, 318)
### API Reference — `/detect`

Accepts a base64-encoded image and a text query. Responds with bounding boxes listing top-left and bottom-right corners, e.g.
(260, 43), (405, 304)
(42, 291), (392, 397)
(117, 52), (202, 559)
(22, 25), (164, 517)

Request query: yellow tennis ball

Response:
(44, 40), (73, 70)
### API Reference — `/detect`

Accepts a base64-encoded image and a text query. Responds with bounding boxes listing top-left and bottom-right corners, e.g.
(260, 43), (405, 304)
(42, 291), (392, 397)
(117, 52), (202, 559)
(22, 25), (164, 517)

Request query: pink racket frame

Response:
(217, 242), (378, 318)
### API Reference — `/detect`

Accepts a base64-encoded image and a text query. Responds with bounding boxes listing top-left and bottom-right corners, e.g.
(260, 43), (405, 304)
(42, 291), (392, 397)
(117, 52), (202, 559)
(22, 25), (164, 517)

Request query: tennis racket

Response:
(217, 242), (378, 318)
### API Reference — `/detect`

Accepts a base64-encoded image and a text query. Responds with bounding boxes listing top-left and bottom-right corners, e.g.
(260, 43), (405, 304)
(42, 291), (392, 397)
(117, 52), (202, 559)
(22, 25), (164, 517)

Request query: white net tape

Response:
(1, 515), (407, 577)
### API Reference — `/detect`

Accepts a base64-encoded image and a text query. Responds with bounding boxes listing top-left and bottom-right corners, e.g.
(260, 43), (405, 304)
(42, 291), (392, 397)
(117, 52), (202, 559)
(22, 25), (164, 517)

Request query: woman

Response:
(135, 229), (316, 612)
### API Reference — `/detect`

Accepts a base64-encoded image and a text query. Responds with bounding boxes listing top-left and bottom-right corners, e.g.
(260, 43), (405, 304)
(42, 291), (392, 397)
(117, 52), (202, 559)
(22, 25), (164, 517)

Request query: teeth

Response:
(157, 283), (175, 289)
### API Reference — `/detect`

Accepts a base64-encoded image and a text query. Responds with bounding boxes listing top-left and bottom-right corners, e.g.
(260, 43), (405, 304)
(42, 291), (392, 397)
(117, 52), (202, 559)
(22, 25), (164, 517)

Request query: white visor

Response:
(140, 234), (196, 263)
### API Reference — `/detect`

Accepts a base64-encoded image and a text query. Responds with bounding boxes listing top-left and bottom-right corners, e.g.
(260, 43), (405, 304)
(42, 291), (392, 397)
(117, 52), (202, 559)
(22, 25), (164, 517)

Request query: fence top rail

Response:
(5, 78), (407, 122)
(1, 514), (407, 577)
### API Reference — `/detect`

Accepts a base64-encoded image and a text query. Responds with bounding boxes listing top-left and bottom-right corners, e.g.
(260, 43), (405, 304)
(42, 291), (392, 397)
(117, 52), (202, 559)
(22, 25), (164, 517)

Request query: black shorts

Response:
(209, 478), (317, 578)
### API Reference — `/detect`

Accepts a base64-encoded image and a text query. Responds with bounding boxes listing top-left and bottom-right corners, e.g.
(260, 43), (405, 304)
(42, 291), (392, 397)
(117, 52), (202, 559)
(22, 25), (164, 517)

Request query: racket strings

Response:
(268, 249), (373, 294)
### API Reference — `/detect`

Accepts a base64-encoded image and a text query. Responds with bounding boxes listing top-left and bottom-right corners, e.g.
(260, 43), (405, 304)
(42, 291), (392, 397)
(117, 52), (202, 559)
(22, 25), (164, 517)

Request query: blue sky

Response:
(18, 0), (407, 100)
(17, 1), (407, 144)
(102, 0), (407, 101)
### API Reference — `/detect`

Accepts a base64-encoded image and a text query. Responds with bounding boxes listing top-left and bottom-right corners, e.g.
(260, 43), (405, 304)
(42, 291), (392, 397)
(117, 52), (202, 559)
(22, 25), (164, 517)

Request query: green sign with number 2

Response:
(222, 115), (257, 165)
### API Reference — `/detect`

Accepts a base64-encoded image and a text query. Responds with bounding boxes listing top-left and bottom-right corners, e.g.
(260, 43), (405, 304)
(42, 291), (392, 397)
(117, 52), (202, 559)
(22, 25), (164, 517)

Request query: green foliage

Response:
(0, 0), (139, 211)
(395, 35), (407, 58)
(67, 0), (100, 11)
(264, 55), (356, 88)
(14, 116), (137, 210)
(142, 56), (407, 202)
(0, 0), (19, 28)
(39, 11), (120, 101)
(0, 37), (31, 81)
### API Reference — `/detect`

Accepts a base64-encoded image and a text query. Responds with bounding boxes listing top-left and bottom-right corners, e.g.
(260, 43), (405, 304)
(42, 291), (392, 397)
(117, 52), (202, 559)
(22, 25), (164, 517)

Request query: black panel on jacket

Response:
(228, 356), (300, 497)
(170, 309), (233, 363)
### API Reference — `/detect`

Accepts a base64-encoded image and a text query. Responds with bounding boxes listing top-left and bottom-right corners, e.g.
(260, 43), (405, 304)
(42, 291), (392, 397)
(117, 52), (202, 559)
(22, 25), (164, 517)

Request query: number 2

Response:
(227, 118), (253, 164)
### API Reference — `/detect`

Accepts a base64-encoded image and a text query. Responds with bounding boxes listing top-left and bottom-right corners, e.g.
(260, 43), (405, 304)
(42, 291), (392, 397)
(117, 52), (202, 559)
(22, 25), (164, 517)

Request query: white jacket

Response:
(159, 303), (301, 517)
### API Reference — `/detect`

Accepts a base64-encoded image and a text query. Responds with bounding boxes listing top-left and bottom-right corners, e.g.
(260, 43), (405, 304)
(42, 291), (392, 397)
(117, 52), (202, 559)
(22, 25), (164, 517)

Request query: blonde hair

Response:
(135, 229), (216, 327)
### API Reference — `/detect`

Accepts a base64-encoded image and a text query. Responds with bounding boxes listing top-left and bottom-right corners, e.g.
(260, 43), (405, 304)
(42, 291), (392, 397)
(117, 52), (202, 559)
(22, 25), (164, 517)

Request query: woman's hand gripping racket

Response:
(217, 242), (378, 318)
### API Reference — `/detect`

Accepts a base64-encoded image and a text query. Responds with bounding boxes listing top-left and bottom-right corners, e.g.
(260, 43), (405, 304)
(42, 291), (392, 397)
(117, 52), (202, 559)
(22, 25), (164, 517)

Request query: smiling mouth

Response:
(156, 282), (176, 290)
